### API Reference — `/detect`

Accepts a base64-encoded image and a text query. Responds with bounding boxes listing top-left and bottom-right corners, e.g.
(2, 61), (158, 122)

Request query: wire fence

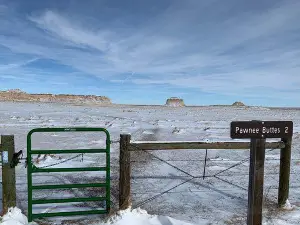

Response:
(126, 143), (286, 208)
(0, 130), (296, 215)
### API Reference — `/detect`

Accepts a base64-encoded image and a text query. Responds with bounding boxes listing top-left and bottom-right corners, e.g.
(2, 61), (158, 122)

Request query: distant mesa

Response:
(165, 97), (185, 107)
(5, 89), (26, 93)
(0, 89), (111, 105)
(232, 101), (246, 106)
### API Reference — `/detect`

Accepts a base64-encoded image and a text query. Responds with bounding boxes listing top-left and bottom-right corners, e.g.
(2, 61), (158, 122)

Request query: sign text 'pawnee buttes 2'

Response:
(230, 121), (293, 139)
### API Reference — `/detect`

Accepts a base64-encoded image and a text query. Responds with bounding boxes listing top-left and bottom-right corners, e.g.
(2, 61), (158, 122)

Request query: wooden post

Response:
(278, 137), (292, 207)
(1, 135), (16, 214)
(247, 138), (266, 225)
(119, 134), (131, 210)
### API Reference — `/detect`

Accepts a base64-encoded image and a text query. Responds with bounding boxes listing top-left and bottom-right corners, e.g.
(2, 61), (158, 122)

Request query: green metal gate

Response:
(27, 127), (111, 222)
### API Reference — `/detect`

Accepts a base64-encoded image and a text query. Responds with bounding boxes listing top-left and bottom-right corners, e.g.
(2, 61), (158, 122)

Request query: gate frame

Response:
(27, 127), (111, 222)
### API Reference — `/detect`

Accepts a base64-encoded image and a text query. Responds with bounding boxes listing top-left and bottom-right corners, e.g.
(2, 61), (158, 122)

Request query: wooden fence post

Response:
(1, 135), (16, 214)
(278, 137), (292, 207)
(247, 138), (266, 225)
(119, 134), (131, 210)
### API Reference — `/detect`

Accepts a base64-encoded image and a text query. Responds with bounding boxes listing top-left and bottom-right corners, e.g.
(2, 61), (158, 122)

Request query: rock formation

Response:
(165, 97), (185, 107)
(232, 101), (246, 106)
(0, 89), (111, 105)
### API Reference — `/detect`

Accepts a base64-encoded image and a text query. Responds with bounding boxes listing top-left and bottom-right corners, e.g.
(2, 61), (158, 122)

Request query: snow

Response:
(2, 206), (299, 225)
(0, 102), (300, 225)
(99, 208), (195, 225)
(0, 207), (195, 225)
(281, 200), (294, 211)
(0, 207), (28, 225)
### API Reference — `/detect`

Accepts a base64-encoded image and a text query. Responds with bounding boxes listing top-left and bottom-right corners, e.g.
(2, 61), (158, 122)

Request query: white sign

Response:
(2, 151), (8, 163)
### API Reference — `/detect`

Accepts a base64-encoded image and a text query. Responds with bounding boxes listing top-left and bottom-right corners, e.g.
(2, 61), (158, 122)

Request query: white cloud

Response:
(0, 58), (39, 71)
(0, 0), (300, 101)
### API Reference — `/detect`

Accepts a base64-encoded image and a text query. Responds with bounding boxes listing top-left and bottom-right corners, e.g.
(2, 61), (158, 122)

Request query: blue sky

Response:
(0, 0), (300, 106)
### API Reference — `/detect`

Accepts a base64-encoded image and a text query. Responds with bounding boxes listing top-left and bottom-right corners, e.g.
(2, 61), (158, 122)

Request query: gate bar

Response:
(27, 127), (111, 222)
(32, 209), (107, 220)
(32, 196), (106, 204)
(32, 182), (107, 190)
(32, 167), (107, 173)
(30, 149), (107, 154)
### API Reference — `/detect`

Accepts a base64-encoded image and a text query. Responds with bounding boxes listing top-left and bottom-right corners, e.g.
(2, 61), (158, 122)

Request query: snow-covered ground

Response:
(0, 102), (300, 225)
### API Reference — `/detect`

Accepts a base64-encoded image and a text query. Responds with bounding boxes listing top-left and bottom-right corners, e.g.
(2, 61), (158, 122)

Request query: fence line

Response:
(129, 142), (278, 208)
(119, 133), (289, 211)
(129, 141), (284, 150)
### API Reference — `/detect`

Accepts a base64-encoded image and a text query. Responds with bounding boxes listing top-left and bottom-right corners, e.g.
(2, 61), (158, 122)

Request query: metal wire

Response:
(133, 177), (195, 208)
(129, 143), (279, 207)
(129, 143), (197, 208)
(33, 153), (83, 169)
(131, 158), (300, 162)
(212, 148), (276, 177)
(130, 144), (195, 178)
(214, 176), (248, 191)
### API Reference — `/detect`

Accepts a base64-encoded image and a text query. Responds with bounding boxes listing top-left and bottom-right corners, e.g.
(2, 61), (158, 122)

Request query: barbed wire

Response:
(131, 158), (300, 162)
(130, 171), (297, 179)
(133, 177), (195, 208)
(212, 148), (276, 177)
(131, 186), (300, 195)
(2, 128), (290, 211)
(214, 176), (248, 191)
(121, 128), (282, 207)
(128, 143), (280, 207)
(128, 141), (196, 208)
(130, 144), (195, 178)
(4, 181), (300, 201)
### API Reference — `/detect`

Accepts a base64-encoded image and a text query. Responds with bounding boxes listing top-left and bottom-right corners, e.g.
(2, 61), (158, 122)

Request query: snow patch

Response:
(282, 200), (294, 211)
(91, 140), (105, 144)
(100, 208), (195, 225)
(143, 130), (155, 135)
(10, 116), (19, 120)
(0, 207), (28, 225)
(250, 106), (271, 110)
(207, 165), (239, 171)
(265, 155), (280, 160)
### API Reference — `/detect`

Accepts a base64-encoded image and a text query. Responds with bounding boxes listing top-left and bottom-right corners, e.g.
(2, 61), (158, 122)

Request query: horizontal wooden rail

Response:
(129, 141), (285, 151)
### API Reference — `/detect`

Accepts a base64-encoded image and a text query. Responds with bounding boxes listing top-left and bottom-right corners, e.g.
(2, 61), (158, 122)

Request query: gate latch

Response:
(10, 150), (23, 168)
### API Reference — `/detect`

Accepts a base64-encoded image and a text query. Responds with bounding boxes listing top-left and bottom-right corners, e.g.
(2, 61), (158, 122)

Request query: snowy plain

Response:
(0, 101), (300, 225)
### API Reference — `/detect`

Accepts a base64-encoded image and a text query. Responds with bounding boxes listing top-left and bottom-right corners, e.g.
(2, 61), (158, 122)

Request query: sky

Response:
(0, 0), (300, 106)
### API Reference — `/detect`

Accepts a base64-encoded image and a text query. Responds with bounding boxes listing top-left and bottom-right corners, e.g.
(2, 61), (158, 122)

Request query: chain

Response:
(33, 153), (83, 169)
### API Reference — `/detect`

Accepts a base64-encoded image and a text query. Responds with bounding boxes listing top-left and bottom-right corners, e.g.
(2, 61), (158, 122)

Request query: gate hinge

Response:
(10, 150), (23, 168)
